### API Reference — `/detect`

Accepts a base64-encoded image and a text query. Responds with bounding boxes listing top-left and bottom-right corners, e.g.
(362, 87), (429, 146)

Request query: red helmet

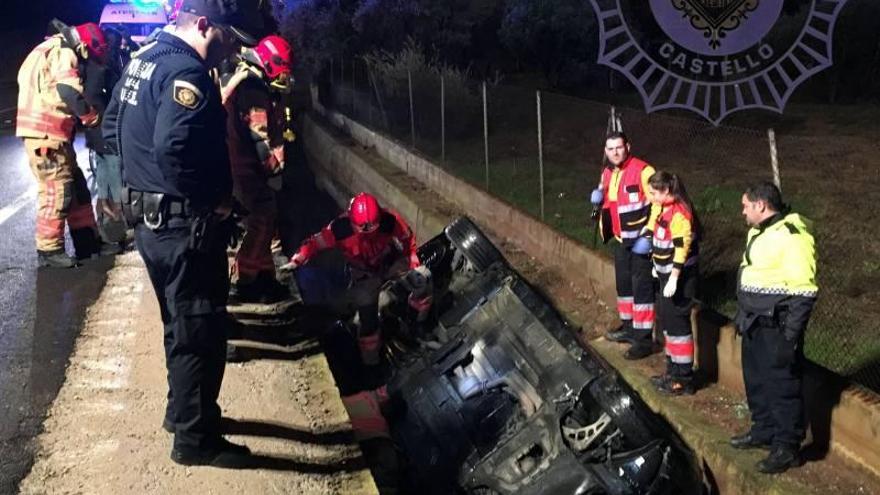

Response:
(253, 35), (293, 80)
(349, 193), (381, 233)
(74, 23), (108, 63)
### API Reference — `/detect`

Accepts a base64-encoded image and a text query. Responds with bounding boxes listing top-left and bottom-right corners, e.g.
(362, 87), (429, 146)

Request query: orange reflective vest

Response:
(16, 36), (82, 142)
(599, 156), (653, 244)
(649, 201), (698, 274)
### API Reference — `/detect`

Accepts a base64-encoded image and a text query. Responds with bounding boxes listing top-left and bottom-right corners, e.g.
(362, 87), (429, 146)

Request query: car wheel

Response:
(589, 374), (657, 448)
(444, 217), (504, 272)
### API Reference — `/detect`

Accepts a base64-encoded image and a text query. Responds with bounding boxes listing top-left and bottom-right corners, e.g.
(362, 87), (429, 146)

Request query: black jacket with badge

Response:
(102, 31), (231, 211)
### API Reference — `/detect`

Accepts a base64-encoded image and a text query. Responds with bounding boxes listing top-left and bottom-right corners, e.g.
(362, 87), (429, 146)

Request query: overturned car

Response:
(300, 217), (705, 494)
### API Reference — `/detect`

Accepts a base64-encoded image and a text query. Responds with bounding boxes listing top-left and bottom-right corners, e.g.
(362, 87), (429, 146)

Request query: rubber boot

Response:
(37, 249), (76, 269)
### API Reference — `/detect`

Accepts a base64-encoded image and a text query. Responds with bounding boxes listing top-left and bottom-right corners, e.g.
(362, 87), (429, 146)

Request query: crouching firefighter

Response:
(282, 193), (431, 365)
(220, 34), (293, 304)
(16, 20), (108, 268)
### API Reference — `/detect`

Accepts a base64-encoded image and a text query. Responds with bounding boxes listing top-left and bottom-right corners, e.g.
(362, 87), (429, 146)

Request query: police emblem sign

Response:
(588, 0), (847, 124)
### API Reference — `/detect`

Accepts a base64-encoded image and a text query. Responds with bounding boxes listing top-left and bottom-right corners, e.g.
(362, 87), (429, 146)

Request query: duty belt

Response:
(125, 189), (194, 230)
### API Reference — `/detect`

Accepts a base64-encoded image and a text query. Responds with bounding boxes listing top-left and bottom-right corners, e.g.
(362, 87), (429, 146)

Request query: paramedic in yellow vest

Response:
(644, 171), (700, 395)
(590, 132), (657, 359)
(16, 22), (107, 268)
(730, 181), (817, 475)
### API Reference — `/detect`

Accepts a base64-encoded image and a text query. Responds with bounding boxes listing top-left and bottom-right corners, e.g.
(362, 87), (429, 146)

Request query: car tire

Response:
(444, 217), (504, 272)
(589, 374), (657, 448)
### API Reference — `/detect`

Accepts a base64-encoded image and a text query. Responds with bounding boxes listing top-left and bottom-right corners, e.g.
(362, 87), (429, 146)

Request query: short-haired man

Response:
(730, 181), (817, 474)
(103, 0), (262, 467)
(591, 132), (657, 359)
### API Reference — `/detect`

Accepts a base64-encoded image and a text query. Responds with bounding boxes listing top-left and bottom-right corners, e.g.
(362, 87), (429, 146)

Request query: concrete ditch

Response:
(302, 99), (880, 494)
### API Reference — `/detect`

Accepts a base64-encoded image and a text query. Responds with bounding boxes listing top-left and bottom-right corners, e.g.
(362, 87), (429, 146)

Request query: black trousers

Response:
(135, 218), (230, 450)
(741, 320), (805, 450)
(657, 267), (697, 378)
(613, 243), (655, 345)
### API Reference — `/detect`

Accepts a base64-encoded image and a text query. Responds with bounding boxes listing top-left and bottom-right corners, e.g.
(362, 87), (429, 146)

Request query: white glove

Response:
(663, 276), (678, 298)
(652, 267), (658, 279)
(279, 253), (305, 272)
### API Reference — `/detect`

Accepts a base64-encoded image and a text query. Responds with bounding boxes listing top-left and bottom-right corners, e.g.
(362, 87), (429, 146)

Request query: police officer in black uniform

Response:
(102, 0), (262, 468)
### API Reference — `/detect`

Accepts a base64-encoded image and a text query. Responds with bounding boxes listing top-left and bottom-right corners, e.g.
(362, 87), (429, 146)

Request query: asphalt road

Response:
(0, 134), (112, 494)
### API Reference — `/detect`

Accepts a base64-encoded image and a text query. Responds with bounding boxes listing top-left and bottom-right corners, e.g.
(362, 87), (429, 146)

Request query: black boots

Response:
(652, 374), (695, 396)
(37, 249), (76, 268)
(729, 431), (772, 450)
(170, 437), (251, 468)
(757, 447), (801, 474)
(605, 323), (635, 343)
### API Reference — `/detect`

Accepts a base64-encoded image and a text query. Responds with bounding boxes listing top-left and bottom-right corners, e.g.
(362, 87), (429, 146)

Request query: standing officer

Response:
(16, 21), (107, 268)
(220, 34), (293, 304)
(590, 132), (657, 359)
(731, 181), (817, 474)
(102, 0), (261, 467)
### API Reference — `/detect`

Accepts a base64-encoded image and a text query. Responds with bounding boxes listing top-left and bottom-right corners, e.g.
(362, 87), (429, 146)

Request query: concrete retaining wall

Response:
(304, 98), (880, 478)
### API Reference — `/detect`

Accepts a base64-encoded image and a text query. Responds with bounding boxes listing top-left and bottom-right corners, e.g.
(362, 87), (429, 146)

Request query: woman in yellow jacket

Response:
(643, 171), (700, 395)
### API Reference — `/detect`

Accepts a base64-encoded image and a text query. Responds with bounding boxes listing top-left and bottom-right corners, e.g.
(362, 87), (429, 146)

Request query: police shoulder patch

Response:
(173, 80), (203, 109)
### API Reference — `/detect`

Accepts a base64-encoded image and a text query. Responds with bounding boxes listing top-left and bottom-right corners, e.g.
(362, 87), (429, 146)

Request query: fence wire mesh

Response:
(320, 59), (880, 393)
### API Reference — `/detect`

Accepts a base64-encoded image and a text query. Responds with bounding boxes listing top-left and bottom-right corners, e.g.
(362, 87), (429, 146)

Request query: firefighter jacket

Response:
(599, 156), (656, 245)
(16, 35), (89, 142)
(220, 62), (285, 178)
(735, 211), (818, 338)
(645, 201), (698, 274)
(296, 210), (420, 273)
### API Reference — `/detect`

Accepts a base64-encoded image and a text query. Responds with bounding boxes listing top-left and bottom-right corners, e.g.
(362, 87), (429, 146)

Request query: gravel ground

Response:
(17, 251), (377, 495)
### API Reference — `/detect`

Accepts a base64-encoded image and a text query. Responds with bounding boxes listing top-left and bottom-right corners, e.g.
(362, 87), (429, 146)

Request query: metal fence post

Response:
(441, 74), (446, 164)
(351, 58), (358, 119)
(768, 128), (781, 190)
(483, 81), (489, 190)
(537, 90), (545, 221)
(408, 68), (415, 148)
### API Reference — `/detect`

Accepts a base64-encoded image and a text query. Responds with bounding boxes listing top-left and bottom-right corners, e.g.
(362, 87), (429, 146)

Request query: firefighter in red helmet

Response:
(220, 34), (294, 303)
(284, 193), (431, 365)
(17, 21), (108, 268)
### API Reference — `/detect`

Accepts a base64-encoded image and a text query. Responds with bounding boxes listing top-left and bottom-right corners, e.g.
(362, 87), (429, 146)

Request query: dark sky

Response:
(4, 0), (107, 31)
(2, 0), (108, 82)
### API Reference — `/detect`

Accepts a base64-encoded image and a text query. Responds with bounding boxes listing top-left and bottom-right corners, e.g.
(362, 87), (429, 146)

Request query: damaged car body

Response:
(295, 216), (705, 494)
(368, 217), (705, 495)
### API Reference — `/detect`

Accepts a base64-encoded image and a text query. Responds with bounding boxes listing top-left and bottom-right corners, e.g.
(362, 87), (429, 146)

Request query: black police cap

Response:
(179, 0), (263, 46)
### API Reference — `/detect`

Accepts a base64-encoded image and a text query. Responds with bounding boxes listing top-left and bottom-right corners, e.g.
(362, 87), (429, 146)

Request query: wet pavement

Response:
(0, 134), (112, 494)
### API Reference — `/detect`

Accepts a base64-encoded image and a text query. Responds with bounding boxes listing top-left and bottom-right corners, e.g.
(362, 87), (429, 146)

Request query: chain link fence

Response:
(319, 58), (880, 393)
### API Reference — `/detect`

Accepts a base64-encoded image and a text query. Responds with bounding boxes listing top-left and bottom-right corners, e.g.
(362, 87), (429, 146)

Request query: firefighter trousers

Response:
(23, 138), (98, 252)
(613, 243), (655, 345)
(657, 267), (697, 378)
(135, 218), (230, 451)
(232, 174), (277, 282)
(742, 319), (805, 450)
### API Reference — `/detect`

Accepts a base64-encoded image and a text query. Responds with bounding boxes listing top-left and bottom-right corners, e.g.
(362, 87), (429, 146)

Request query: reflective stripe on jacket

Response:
(296, 209), (420, 272)
(599, 156), (655, 244)
(16, 36), (80, 141)
(647, 201), (698, 274)
(739, 212), (817, 296)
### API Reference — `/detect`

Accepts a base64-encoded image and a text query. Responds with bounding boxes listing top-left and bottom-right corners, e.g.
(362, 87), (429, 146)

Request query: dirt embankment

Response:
(17, 252), (376, 495)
